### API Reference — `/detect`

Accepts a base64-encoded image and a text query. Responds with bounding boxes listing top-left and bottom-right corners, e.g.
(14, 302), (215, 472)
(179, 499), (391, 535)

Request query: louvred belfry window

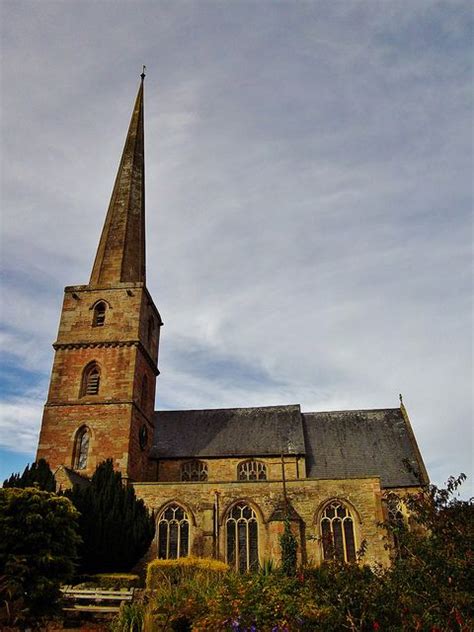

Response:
(320, 501), (356, 563)
(81, 363), (100, 397)
(226, 502), (259, 572)
(92, 301), (106, 327)
(237, 459), (267, 481)
(181, 460), (208, 481)
(73, 426), (90, 470)
(157, 504), (189, 559)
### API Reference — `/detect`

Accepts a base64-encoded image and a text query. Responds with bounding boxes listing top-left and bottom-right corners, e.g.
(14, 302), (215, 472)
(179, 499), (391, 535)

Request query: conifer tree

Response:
(0, 487), (80, 624)
(3, 458), (56, 492)
(67, 459), (155, 572)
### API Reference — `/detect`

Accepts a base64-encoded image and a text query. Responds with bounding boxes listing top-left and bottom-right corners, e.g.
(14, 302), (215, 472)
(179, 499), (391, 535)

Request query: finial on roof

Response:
(141, 65), (146, 81)
(399, 393), (403, 405)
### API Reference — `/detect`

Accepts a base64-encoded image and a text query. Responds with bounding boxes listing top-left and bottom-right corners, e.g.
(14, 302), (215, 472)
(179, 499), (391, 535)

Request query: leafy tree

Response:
(3, 458), (56, 492)
(67, 459), (155, 572)
(381, 473), (474, 630)
(0, 487), (80, 624)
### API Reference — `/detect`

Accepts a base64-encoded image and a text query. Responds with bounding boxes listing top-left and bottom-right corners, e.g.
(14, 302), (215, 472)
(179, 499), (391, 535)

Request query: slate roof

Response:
(150, 404), (427, 489)
(150, 405), (305, 458)
(302, 408), (428, 488)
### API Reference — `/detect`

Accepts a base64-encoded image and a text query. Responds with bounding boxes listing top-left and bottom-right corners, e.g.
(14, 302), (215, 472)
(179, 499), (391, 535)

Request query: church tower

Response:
(36, 73), (161, 481)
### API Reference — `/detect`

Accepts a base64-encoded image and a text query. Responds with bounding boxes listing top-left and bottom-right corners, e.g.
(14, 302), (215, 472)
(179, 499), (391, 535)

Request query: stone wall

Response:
(156, 455), (304, 483)
(133, 476), (390, 568)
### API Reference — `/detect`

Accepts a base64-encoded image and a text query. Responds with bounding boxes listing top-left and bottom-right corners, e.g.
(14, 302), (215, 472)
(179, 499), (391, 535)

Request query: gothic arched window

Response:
(237, 459), (267, 481)
(92, 301), (107, 327)
(181, 460), (208, 481)
(157, 503), (190, 559)
(226, 502), (259, 572)
(80, 362), (100, 397)
(320, 500), (356, 563)
(73, 426), (90, 470)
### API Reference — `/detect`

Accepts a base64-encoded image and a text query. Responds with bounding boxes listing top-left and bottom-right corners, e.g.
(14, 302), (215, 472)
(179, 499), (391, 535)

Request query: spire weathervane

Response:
(141, 65), (146, 80)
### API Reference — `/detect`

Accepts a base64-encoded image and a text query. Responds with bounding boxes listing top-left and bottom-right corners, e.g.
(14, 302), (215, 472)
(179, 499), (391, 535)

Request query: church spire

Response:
(89, 74), (146, 286)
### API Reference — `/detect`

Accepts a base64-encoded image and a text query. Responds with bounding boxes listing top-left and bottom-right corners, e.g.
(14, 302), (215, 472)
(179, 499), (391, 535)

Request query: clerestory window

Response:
(237, 459), (267, 481)
(181, 460), (208, 482)
(157, 503), (189, 559)
(320, 500), (356, 563)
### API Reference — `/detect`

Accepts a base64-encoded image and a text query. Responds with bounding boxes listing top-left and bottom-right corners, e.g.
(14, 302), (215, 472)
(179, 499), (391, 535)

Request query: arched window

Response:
(320, 500), (356, 563)
(73, 426), (90, 470)
(92, 301), (107, 327)
(226, 502), (259, 572)
(157, 504), (189, 559)
(80, 362), (100, 396)
(238, 459), (267, 481)
(141, 375), (148, 409)
(181, 460), (208, 481)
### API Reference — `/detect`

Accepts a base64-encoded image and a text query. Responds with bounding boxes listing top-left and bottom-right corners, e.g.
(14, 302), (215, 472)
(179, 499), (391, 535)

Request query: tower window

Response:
(141, 375), (148, 409)
(226, 502), (259, 572)
(80, 362), (100, 397)
(92, 302), (107, 327)
(320, 501), (356, 563)
(238, 459), (267, 481)
(73, 426), (90, 470)
(157, 503), (189, 559)
(181, 460), (208, 482)
(147, 316), (154, 347)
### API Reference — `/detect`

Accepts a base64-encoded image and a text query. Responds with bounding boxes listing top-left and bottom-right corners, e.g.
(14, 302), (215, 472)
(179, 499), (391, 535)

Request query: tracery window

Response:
(80, 362), (100, 396)
(92, 301), (107, 327)
(226, 502), (259, 572)
(320, 500), (356, 563)
(157, 504), (189, 559)
(237, 459), (267, 481)
(73, 426), (90, 470)
(180, 460), (208, 481)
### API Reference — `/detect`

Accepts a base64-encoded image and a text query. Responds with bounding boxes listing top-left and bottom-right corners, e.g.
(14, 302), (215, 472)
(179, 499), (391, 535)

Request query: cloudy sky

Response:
(1, 1), (472, 494)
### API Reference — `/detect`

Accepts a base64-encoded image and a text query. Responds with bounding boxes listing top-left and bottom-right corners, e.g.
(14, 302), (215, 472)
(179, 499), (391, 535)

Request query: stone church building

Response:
(36, 76), (429, 570)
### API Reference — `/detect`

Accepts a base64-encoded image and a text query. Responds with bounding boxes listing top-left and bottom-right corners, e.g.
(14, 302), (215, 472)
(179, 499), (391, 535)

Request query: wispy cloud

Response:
(1, 1), (472, 493)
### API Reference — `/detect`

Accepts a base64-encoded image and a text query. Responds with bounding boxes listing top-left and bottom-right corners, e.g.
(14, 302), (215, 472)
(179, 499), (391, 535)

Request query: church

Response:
(36, 75), (429, 571)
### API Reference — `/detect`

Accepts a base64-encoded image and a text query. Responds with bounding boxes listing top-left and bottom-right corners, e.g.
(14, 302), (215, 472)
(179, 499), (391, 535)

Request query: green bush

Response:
(146, 556), (228, 589)
(279, 519), (298, 576)
(110, 601), (145, 632)
(3, 458), (56, 492)
(66, 459), (155, 573)
(0, 487), (80, 625)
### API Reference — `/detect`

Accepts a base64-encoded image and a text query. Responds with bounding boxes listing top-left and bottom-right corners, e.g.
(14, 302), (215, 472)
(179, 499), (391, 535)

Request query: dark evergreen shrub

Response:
(0, 487), (80, 624)
(3, 458), (56, 492)
(67, 459), (155, 573)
